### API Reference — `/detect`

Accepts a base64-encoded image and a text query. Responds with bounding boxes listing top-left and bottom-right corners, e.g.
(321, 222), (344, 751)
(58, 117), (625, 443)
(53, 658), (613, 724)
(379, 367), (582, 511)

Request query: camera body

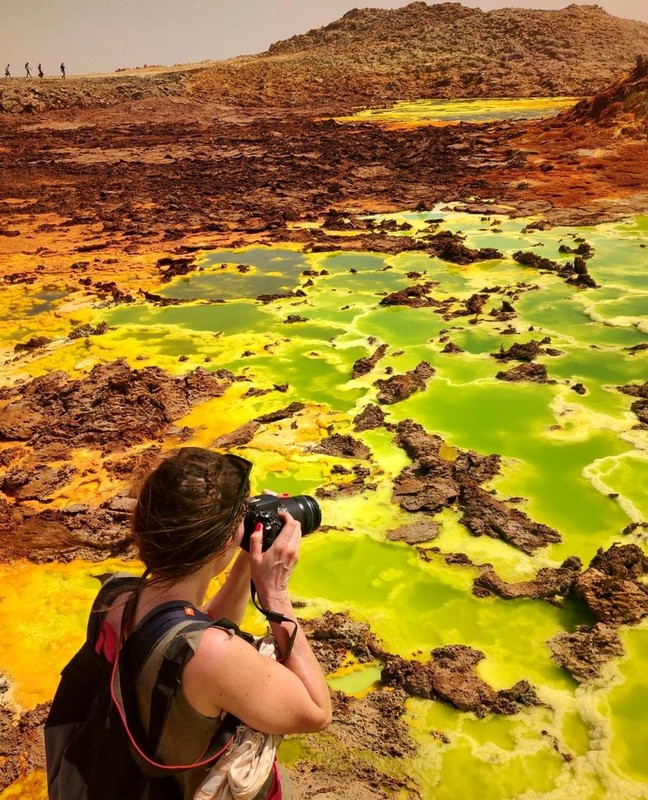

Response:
(240, 494), (321, 552)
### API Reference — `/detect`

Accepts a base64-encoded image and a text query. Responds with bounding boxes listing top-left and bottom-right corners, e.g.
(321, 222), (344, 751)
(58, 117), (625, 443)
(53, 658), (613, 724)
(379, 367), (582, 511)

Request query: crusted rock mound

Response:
(548, 624), (624, 683)
(381, 645), (541, 717)
(374, 362), (435, 405)
(391, 420), (559, 553)
(473, 556), (582, 602)
(0, 359), (241, 451)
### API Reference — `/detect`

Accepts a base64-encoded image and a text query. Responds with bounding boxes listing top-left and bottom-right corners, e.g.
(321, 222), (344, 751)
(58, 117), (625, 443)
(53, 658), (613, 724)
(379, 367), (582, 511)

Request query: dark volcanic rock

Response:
(157, 255), (196, 282)
(301, 611), (384, 673)
(548, 624), (624, 683)
(0, 359), (240, 451)
(381, 645), (540, 717)
(353, 403), (386, 431)
(374, 362), (435, 404)
(460, 484), (561, 554)
(253, 402), (305, 424)
(68, 321), (111, 339)
(391, 419), (557, 553)
(13, 336), (53, 353)
(311, 433), (371, 459)
(539, 546), (648, 680)
(352, 343), (388, 378)
(513, 251), (560, 271)
(492, 339), (547, 362)
(496, 362), (555, 383)
(558, 241), (594, 259)
(0, 702), (50, 792)
(566, 256), (599, 288)
(574, 544), (648, 625)
(617, 382), (648, 427)
(379, 283), (440, 308)
(316, 464), (377, 499)
(441, 341), (464, 354)
(473, 557), (582, 601)
(426, 231), (502, 264)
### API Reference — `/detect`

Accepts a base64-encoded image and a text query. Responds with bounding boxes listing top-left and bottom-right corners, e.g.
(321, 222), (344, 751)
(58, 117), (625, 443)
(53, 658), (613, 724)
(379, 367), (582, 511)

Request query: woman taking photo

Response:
(50, 447), (331, 800)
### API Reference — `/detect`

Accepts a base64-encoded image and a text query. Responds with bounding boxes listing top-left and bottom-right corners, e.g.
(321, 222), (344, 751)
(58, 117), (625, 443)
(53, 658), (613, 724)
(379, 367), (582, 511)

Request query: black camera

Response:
(240, 494), (322, 552)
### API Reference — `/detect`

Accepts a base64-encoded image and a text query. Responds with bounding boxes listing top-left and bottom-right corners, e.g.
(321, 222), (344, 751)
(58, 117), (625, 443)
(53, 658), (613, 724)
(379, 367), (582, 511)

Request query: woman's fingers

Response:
(276, 511), (302, 552)
(249, 522), (264, 562)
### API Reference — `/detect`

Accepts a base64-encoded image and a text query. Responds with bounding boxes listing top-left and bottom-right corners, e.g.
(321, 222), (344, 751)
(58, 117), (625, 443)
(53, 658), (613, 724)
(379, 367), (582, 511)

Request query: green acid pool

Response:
(1, 206), (646, 799)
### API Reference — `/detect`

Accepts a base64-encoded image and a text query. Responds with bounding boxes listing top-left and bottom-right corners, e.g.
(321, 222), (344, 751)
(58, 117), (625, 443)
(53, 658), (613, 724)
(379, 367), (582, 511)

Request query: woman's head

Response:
(132, 447), (251, 582)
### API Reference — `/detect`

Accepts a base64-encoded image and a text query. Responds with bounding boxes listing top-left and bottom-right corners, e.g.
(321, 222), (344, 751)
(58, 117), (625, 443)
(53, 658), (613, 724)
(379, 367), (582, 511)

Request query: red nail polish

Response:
(254, 523), (263, 532)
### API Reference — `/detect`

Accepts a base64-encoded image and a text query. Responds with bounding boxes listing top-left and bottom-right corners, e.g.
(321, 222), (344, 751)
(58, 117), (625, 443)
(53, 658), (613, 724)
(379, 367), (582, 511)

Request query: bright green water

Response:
(7, 207), (645, 798)
(99, 209), (648, 796)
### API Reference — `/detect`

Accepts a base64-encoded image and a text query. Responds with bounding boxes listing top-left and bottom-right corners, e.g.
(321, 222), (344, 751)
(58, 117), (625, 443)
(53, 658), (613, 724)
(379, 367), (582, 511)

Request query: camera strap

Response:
(249, 580), (298, 663)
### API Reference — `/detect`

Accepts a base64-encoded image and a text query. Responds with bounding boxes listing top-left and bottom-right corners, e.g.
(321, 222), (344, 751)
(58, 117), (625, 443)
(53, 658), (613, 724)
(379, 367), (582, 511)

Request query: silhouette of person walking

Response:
(4, 65), (9, 78)
(60, 62), (66, 79)
(38, 63), (44, 79)
(25, 62), (32, 78)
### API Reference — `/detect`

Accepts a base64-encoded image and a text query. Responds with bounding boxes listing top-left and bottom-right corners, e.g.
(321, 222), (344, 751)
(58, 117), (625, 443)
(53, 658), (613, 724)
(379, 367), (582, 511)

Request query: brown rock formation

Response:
(352, 343), (388, 378)
(386, 520), (439, 544)
(574, 544), (648, 625)
(495, 362), (555, 384)
(492, 339), (550, 362)
(0, 359), (241, 451)
(311, 433), (371, 460)
(3, 7), (647, 115)
(381, 645), (541, 717)
(460, 484), (561, 554)
(617, 382), (648, 427)
(0, 497), (135, 563)
(374, 362), (435, 405)
(379, 283), (440, 308)
(0, 702), (49, 792)
(193, 4), (648, 109)
(353, 403), (387, 432)
(301, 611), (384, 673)
(302, 611), (540, 719)
(560, 55), (648, 138)
(253, 402), (305, 424)
(548, 624), (624, 683)
(473, 557), (582, 602)
(392, 420), (559, 553)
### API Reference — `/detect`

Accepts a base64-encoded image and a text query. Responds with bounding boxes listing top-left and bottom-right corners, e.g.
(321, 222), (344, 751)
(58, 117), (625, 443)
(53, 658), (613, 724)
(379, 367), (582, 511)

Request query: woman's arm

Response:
(185, 514), (332, 734)
(202, 550), (250, 626)
(249, 515), (331, 727)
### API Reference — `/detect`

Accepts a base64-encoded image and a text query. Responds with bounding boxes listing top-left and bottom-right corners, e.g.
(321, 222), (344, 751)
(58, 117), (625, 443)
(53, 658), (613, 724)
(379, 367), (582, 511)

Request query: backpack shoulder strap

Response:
(113, 604), (245, 777)
(86, 574), (142, 646)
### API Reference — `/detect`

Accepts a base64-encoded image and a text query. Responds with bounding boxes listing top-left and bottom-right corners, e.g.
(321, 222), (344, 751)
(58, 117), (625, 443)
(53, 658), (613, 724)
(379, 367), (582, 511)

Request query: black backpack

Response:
(45, 576), (245, 800)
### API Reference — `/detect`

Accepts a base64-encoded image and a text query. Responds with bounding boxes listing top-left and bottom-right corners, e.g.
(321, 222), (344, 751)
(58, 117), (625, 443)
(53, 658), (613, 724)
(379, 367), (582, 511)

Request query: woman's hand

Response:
(249, 510), (301, 604)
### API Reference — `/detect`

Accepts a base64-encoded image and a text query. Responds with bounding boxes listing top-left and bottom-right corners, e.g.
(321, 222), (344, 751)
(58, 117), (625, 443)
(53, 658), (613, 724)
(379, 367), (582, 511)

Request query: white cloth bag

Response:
(193, 638), (282, 800)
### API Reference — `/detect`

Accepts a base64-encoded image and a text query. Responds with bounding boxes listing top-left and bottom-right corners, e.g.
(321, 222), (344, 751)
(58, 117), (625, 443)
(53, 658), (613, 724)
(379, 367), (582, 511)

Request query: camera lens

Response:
(280, 495), (322, 535)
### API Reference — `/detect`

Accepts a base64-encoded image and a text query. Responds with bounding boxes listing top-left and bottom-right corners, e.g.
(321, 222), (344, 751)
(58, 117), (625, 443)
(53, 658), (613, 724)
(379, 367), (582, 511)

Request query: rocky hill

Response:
(3, 3), (648, 114)
(189, 2), (648, 107)
(559, 54), (648, 137)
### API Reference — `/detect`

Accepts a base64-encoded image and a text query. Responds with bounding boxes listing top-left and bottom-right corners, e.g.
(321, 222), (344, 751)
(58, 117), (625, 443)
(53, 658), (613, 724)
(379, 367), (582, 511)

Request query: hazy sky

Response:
(1, 0), (647, 77)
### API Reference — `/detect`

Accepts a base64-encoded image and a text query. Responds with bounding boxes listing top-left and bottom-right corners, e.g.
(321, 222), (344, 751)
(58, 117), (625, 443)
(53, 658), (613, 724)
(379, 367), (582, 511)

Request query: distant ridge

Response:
(189, 2), (648, 106)
(3, 3), (648, 114)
